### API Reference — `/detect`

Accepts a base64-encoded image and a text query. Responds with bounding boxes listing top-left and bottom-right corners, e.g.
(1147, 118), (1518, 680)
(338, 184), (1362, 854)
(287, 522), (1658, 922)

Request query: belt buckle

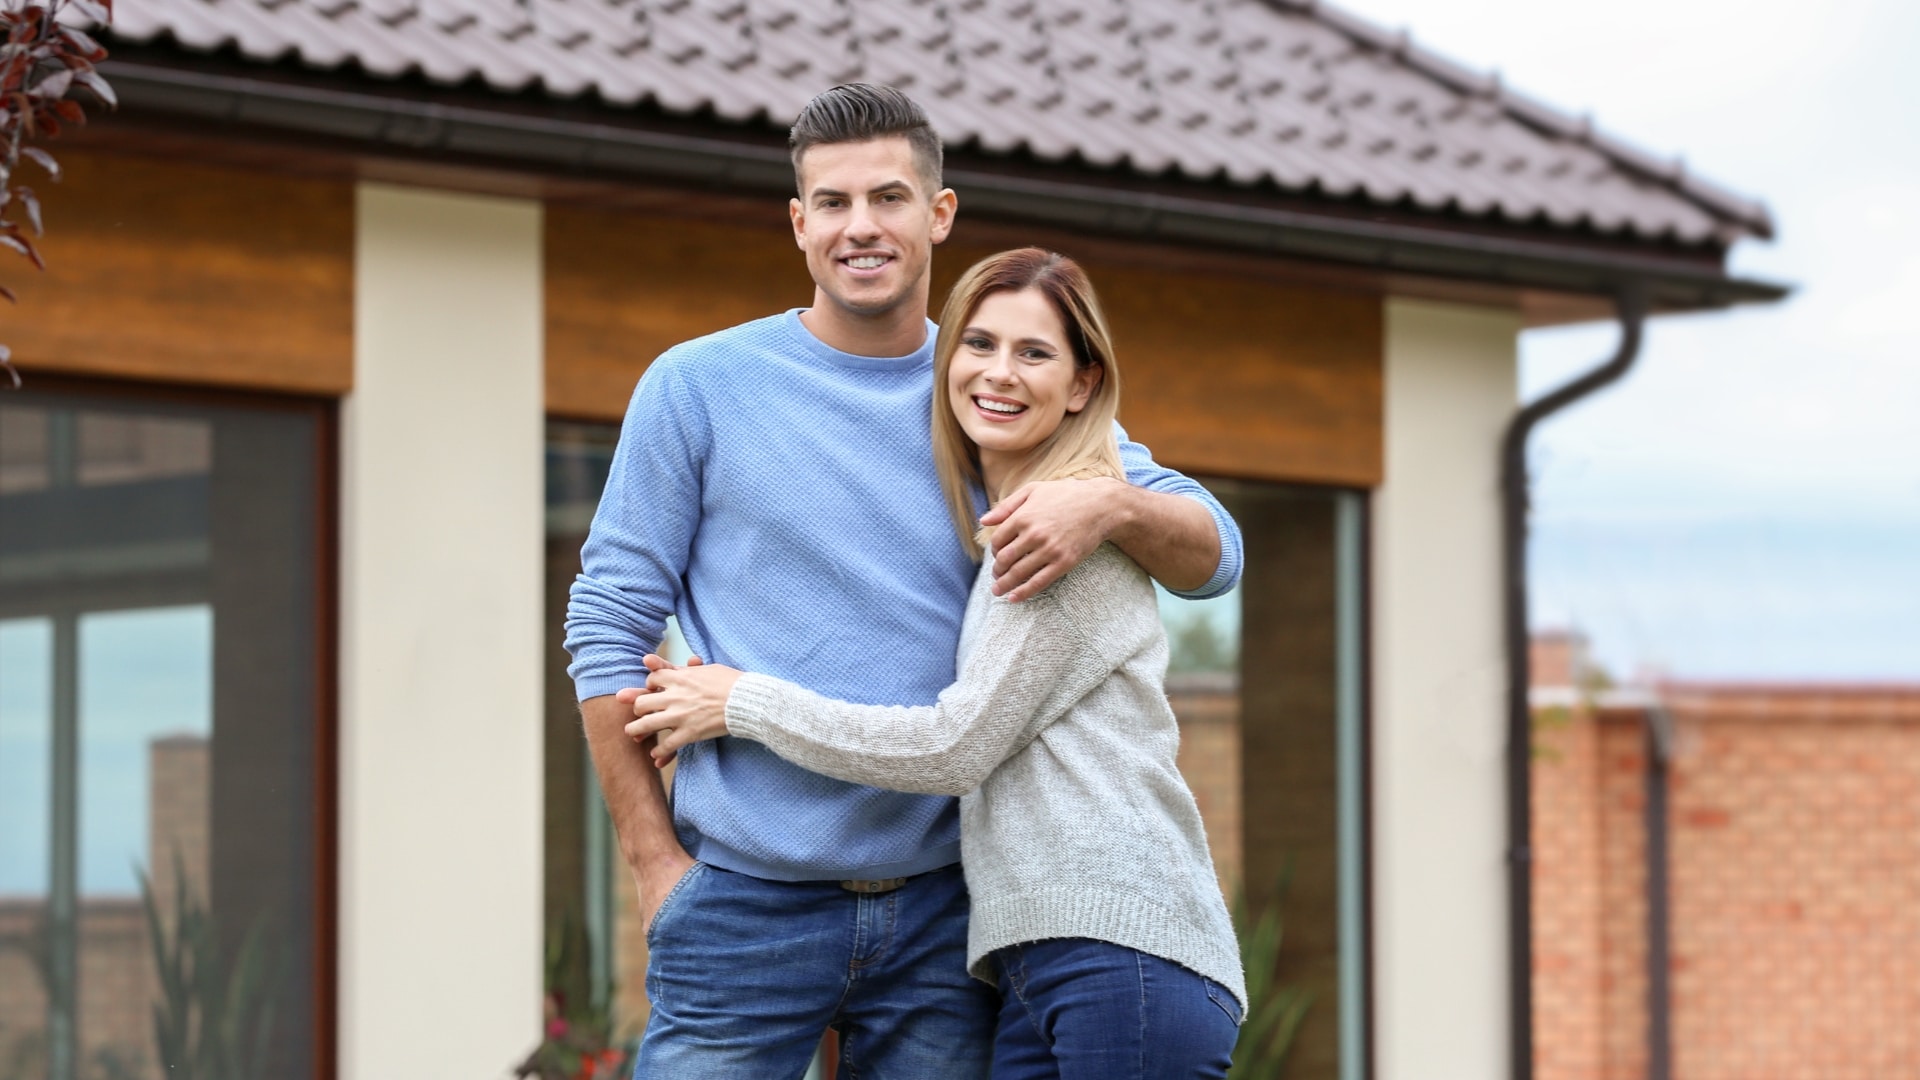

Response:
(839, 876), (908, 894)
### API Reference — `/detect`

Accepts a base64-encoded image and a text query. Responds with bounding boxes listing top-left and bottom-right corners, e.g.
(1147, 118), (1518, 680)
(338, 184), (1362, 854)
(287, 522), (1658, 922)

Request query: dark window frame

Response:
(3, 373), (339, 1080)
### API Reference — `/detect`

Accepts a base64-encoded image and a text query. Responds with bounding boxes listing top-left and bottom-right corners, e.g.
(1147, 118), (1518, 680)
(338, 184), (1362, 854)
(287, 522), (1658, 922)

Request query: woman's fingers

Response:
(625, 702), (677, 739)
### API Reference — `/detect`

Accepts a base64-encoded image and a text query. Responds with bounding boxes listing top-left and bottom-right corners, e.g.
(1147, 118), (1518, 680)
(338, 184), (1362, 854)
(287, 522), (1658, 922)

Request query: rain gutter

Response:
(1499, 288), (1647, 1080)
(98, 60), (1788, 312)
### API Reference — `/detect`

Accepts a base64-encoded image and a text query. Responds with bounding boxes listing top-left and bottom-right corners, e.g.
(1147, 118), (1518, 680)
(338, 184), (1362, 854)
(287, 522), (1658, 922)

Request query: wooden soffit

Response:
(6, 148), (353, 396)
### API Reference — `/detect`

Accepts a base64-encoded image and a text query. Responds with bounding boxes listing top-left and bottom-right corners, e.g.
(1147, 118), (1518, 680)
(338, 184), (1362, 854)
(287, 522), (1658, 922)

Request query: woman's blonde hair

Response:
(931, 247), (1124, 561)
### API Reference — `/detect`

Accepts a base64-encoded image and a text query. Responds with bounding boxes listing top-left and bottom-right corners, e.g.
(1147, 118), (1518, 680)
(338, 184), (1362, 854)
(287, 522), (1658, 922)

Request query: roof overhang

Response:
(99, 59), (1790, 317)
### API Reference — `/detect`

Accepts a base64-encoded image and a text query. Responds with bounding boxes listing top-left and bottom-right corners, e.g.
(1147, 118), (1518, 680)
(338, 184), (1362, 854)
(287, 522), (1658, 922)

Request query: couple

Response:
(565, 83), (1245, 1079)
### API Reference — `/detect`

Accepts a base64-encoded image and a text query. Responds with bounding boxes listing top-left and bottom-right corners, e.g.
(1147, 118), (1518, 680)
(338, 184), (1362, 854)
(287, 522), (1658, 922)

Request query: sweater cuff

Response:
(573, 671), (653, 703)
(724, 671), (789, 744)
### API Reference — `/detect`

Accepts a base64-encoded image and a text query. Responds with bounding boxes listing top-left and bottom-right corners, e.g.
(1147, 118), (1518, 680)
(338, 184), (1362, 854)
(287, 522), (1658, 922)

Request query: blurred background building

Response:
(1530, 631), (1920, 1079)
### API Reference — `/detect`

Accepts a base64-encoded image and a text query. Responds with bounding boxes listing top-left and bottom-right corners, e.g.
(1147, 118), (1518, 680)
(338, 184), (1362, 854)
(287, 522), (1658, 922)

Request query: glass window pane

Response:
(77, 606), (213, 897)
(0, 391), (321, 1080)
(0, 618), (52, 895)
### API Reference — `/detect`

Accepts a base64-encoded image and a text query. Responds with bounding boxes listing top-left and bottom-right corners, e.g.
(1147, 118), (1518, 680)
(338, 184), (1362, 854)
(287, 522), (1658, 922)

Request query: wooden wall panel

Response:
(545, 206), (812, 419)
(935, 241), (1383, 488)
(549, 216), (1381, 487)
(6, 150), (352, 395)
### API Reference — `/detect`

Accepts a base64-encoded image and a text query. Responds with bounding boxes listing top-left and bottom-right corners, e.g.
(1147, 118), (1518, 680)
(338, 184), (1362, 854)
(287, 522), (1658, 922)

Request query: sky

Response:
(1345, 0), (1920, 681)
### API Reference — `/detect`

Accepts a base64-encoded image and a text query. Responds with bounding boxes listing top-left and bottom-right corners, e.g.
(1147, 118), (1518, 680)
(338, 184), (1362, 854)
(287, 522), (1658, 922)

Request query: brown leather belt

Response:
(839, 877), (910, 894)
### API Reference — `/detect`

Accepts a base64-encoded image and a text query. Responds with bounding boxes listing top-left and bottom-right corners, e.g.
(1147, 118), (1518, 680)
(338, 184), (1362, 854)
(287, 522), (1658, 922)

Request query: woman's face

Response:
(945, 287), (1101, 484)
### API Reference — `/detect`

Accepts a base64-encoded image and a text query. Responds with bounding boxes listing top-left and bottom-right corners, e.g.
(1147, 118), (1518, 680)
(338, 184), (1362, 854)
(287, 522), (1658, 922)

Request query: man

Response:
(564, 83), (1243, 1078)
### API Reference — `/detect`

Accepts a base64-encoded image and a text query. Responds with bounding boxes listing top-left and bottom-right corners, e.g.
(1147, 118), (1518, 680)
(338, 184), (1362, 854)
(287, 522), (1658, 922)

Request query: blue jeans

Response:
(634, 862), (997, 1079)
(990, 938), (1242, 1080)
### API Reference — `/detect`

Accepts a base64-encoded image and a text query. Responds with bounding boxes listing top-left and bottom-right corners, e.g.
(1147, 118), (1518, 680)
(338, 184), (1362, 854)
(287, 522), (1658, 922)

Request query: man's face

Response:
(790, 137), (956, 326)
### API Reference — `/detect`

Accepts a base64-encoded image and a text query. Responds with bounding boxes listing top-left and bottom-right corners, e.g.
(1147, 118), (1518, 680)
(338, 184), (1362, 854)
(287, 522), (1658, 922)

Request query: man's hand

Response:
(635, 850), (697, 938)
(980, 476), (1129, 601)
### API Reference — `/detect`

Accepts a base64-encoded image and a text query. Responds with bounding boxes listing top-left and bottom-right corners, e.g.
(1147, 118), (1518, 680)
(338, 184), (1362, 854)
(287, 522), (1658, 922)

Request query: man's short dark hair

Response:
(789, 84), (944, 196)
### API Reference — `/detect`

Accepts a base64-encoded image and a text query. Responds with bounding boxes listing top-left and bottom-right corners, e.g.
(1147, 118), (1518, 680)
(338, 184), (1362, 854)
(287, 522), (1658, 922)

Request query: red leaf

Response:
(21, 146), (58, 181)
(52, 98), (83, 124)
(0, 233), (45, 270)
(16, 186), (40, 234)
(59, 26), (107, 61)
(74, 67), (113, 107)
(31, 67), (70, 99)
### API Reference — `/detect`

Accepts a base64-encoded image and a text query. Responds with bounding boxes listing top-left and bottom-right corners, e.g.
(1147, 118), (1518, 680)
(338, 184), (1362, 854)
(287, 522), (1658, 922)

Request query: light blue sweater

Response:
(564, 310), (1243, 881)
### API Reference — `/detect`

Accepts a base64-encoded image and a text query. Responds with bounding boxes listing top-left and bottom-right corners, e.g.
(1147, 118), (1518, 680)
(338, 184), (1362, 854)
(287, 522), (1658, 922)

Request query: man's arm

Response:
(982, 478), (1218, 601)
(581, 694), (693, 933)
(563, 354), (707, 929)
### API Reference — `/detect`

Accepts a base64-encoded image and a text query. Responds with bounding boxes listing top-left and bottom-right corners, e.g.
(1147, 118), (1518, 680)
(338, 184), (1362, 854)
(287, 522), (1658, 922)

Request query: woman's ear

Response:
(1065, 363), (1103, 414)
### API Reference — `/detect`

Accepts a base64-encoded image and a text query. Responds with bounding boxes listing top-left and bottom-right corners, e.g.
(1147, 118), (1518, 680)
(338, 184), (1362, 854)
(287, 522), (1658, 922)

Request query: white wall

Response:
(1372, 298), (1520, 1080)
(341, 184), (544, 1080)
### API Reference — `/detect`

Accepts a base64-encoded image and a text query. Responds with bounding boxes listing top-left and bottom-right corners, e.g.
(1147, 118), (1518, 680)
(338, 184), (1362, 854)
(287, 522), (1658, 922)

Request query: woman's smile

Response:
(970, 393), (1029, 420)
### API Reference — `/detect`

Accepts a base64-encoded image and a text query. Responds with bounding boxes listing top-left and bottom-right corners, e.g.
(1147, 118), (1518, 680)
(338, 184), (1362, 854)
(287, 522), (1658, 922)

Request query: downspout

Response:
(1643, 703), (1676, 1080)
(1499, 287), (1648, 1080)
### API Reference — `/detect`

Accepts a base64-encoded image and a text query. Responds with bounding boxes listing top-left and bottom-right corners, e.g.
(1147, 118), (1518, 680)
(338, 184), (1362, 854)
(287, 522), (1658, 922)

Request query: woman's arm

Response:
(626, 550), (1149, 795)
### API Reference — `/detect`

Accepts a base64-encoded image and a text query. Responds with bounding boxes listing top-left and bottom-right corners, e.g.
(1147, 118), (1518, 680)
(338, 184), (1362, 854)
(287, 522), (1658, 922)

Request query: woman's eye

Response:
(963, 337), (992, 351)
(1021, 349), (1054, 363)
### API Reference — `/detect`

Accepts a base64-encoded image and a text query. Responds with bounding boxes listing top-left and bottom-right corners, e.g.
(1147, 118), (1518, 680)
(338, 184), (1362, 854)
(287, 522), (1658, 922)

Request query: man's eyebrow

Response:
(808, 179), (916, 200)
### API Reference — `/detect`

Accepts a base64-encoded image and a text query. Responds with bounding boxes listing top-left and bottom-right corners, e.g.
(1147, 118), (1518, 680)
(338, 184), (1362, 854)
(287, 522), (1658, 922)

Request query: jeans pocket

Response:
(645, 861), (707, 944)
(1203, 978), (1243, 1026)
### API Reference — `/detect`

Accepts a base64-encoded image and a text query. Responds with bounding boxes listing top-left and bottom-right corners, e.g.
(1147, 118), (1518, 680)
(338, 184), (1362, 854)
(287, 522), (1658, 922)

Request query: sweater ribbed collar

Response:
(783, 309), (937, 372)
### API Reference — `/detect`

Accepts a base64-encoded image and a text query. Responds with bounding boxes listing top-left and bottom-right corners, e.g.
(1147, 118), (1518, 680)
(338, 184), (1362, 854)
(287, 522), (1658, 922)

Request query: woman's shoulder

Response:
(1040, 543), (1156, 623)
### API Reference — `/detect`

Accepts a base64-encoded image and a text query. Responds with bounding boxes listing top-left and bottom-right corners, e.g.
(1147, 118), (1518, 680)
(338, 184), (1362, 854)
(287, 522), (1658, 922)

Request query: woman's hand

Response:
(616, 654), (744, 767)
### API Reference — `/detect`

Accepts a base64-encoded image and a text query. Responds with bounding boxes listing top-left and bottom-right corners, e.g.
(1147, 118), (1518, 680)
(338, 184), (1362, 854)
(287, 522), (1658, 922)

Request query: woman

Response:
(623, 248), (1244, 1078)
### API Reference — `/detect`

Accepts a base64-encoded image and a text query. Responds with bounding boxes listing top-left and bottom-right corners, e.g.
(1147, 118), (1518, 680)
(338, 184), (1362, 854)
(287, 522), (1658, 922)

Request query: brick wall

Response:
(1169, 674), (1243, 897)
(1532, 684), (1920, 1080)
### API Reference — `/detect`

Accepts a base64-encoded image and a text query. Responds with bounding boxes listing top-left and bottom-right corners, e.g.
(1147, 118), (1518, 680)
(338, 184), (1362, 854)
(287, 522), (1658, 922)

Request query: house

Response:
(0, 1), (1780, 1077)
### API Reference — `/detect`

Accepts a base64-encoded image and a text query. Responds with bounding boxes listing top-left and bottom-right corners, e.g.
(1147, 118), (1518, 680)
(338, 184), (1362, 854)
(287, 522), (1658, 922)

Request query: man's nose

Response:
(847, 202), (882, 243)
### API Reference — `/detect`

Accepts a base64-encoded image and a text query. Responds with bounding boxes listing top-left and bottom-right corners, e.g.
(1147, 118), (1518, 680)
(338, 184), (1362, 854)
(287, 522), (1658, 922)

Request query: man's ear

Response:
(1065, 364), (1103, 413)
(930, 187), (958, 245)
(790, 197), (807, 250)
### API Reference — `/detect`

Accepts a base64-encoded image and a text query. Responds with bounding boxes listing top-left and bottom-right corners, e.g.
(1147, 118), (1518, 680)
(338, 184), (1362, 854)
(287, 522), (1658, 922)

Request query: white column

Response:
(1372, 298), (1520, 1080)
(341, 184), (544, 1080)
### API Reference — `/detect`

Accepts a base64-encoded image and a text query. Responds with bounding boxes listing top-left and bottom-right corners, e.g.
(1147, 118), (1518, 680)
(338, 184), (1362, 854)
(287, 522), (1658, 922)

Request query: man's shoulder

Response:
(655, 312), (794, 374)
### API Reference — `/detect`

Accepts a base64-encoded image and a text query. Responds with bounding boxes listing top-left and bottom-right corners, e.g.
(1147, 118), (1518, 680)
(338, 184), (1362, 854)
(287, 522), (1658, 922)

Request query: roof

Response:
(107, 0), (1773, 248)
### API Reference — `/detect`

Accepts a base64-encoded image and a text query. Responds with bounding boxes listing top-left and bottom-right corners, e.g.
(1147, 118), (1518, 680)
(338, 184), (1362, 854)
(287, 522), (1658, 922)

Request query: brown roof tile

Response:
(108, 0), (1774, 244)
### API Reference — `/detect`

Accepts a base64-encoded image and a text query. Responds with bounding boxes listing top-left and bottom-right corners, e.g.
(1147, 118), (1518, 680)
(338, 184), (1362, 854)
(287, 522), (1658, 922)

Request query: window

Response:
(0, 386), (328, 1080)
(1157, 482), (1369, 1080)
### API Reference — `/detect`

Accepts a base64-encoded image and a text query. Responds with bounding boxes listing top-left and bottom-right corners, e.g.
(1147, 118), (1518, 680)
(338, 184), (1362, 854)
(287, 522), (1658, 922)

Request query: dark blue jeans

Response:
(634, 862), (997, 1079)
(990, 938), (1241, 1080)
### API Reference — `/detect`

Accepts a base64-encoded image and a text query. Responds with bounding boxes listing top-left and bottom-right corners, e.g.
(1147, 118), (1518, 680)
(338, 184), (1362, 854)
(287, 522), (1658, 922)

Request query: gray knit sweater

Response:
(724, 543), (1246, 1011)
